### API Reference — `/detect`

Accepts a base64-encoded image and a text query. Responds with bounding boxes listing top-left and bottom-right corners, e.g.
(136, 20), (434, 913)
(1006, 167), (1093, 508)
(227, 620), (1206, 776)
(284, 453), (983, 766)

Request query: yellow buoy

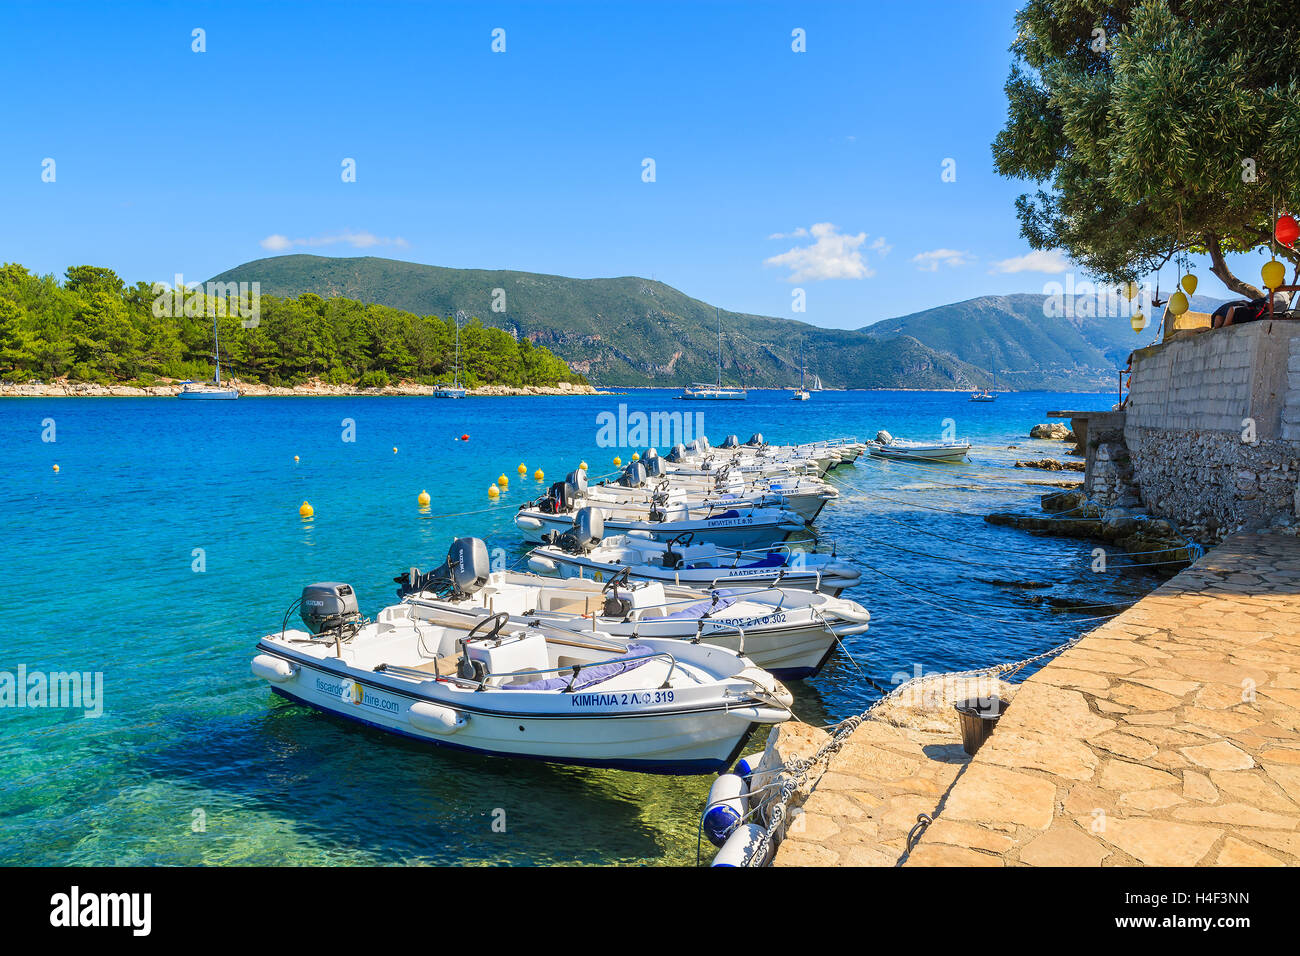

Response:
(1131, 310), (1146, 333)
(579, 461), (588, 471)
(517, 463), (527, 475)
(52, 464), (59, 472)
(613, 456), (622, 467)
(488, 484), (500, 498)
(1168, 290), (1189, 316)
(497, 474), (509, 487)
(293, 455), (300, 462)
(393, 447), (398, 454)
(299, 500), (314, 518)
(1262, 259), (1286, 290)
(631, 452), (640, 461)
(1181, 274), (1198, 296)
(418, 490), (431, 507)
(534, 469), (544, 481)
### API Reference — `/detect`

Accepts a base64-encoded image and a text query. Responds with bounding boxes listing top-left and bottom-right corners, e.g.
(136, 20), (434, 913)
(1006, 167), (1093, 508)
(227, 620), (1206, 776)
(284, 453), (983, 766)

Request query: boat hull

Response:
(528, 550), (858, 596)
(516, 509), (802, 548)
(253, 645), (782, 774)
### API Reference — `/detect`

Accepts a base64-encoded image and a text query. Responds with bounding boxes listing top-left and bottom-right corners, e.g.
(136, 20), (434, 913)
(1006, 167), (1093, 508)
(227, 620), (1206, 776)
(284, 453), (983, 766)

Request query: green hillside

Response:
(210, 255), (1223, 390)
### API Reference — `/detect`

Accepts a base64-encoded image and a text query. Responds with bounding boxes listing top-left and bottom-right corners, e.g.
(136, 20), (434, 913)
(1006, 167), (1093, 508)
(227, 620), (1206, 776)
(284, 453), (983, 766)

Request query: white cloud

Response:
(767, 227), (809, 240)
(764, 222), (877, 281)
(870, 236), (893, 256)
(911, 248), (974, 272)
(988, 248), (1070, 274)
(259, 231), (410, 252)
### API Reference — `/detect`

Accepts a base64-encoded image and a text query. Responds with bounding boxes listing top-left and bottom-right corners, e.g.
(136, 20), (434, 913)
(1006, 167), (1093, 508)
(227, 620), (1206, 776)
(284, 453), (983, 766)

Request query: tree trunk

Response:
(1204, 233), (1264, 299)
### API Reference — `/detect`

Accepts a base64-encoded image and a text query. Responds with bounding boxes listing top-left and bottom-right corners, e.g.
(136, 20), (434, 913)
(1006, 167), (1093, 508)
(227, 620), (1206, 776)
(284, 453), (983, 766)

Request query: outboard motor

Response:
(722, 434), (740, 449)
(300, 582), (361, 634)
(746, 432), (765, 447)
(565, 469), (589, 497)
(667, 443), (687, 463)
(542, 480), (570, 514)
(619, 460), (648, 488)
(645, 454), (665, 477)
(447, 537), (491, 597)
(875, 429), (894, 445)
(571, 506), (604, 551)
(643, 447), (658, 460)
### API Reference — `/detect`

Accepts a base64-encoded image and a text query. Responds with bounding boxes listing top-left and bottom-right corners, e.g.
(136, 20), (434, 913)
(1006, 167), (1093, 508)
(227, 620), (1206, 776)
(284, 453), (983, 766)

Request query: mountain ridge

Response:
(211, 255), (1224, 391)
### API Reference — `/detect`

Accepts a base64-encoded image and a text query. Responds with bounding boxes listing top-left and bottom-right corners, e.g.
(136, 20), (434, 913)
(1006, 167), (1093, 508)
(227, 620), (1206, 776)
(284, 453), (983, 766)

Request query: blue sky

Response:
(0, 0), (1245, 328)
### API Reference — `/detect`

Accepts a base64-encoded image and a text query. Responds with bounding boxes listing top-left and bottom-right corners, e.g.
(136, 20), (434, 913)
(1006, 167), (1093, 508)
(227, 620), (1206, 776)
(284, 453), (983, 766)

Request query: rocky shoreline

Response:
(0, 378), (601, 399)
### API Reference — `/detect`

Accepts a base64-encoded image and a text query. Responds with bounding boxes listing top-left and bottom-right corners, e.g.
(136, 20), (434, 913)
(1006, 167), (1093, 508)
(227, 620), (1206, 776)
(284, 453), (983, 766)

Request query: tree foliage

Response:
(0, 264), (586, 387)
(993, 0), (1300, 296)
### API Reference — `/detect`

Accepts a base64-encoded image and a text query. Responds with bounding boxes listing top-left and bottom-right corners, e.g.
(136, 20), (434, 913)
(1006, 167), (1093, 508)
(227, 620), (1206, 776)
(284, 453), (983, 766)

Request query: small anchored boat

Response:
(866, 430), (970, 463)
(515, 472), (805, 548)
(527, 508), (861, 595)
(251, 541), (792, 774)
(395, 540), (868, 679)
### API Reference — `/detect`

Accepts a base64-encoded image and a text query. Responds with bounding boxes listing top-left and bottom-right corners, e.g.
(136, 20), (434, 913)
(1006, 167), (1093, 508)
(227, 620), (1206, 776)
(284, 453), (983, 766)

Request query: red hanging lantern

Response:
(1278, 214), (1300, 248)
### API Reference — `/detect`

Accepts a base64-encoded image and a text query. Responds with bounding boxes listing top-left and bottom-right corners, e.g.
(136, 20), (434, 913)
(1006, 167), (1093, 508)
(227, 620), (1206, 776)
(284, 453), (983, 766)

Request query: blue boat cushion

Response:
(687, 551), (786, 571)
(642, 595), (738, 621)
(500, 643), (657, 691)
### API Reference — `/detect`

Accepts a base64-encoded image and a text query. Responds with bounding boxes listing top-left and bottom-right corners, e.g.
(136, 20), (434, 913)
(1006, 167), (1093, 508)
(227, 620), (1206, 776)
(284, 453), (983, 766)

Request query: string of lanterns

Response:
(1127, 209), (1296, 333)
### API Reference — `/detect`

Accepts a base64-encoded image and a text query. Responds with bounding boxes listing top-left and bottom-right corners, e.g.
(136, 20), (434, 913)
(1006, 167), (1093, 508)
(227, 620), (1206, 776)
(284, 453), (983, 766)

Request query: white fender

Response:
(515, 515), (544, 531)
(527, 555), (557, 573)
(711, 823), (767, 867)
(701, 773), (748, 847)
(408, 701), (467, 734)
(738, 666), (794, 709)
(823, 597), (871, 624)
(251, 654), (297, 683)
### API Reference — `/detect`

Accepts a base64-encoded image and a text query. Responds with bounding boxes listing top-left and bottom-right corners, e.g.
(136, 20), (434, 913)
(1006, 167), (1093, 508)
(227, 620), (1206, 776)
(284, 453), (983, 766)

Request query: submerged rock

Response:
(1015, 458), (1085, 472)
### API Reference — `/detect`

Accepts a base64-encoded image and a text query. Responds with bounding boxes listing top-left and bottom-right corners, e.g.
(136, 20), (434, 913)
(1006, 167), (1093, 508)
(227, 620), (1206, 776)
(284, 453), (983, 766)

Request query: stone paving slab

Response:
(901, 534), (1300, 866)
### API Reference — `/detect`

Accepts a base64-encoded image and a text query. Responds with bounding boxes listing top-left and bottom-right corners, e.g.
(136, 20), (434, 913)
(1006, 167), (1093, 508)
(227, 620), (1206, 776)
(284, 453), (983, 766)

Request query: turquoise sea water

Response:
(0, 389), (1153, 866)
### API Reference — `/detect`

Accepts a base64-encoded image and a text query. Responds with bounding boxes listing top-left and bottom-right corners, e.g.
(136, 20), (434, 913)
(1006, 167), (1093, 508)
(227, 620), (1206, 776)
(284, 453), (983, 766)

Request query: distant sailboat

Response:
(433, 311), (468, 398)
(680, 307), (746, 400)
(792, 336), (810, 401)
(178, 316), (240, 400)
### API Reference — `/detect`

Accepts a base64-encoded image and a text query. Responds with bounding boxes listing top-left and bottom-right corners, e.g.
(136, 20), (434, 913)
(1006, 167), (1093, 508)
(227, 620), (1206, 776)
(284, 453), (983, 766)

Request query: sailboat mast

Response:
(799, 336), (805, 390)
(213, 316), (221, 384)
(716, 307), (722, 389)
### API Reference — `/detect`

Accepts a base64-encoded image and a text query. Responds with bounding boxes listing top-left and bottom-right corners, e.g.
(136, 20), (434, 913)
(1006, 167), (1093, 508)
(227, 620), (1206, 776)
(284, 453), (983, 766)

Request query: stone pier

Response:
(773, 533), (1300, 866)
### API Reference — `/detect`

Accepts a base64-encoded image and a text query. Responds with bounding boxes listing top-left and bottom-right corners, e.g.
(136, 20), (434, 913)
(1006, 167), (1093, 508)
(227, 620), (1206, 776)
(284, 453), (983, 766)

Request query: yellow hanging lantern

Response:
(1180, 274), (1197, 296)
(1168, 291), (1189, 316)
(1131, 310), (1146, 333)
(1262, 259), (1286, 290)
(1123, 281), (1139, 301)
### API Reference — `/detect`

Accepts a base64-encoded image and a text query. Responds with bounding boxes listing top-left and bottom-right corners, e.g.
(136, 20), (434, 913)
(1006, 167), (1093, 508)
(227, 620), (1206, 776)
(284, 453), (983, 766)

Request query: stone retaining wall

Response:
(1123, 321), (1300, 533)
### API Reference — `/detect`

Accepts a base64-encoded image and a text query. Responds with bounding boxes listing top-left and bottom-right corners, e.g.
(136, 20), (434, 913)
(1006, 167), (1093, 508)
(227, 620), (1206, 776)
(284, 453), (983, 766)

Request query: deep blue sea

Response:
(0, 389), (1154, 865)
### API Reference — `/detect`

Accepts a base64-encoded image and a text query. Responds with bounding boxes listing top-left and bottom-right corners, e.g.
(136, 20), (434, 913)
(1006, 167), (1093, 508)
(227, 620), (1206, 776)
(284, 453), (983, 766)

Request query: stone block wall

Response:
(1124, 320), (1300, 534)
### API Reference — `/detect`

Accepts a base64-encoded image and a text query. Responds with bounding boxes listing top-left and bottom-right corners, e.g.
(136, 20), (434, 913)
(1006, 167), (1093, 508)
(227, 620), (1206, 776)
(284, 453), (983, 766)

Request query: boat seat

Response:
(548, 595), (599, 615)
(411, 654), (463, 677)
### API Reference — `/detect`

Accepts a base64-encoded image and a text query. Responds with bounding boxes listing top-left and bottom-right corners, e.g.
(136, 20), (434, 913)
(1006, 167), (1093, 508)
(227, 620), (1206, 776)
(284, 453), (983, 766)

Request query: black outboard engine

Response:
(619, 460), (648, 488)
(746, 432), (765, 447)
(447, 537), (491, 597)
(571, 506), (603, 551)
(645, 454), (665, 478)
(643, 447), (658, 460)
(300, 582), (361, 634)
(722, 434), (740, 449)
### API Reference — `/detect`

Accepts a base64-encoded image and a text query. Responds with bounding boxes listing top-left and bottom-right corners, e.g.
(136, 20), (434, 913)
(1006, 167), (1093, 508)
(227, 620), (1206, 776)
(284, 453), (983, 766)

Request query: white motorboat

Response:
(526, 511), (861, 595)
(395, 543), (869, 679)
(515, 477), (804, 548)
(866, 430), (970, 463)
(590, 461), (838, 523)
(252, 547), (792, 774)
